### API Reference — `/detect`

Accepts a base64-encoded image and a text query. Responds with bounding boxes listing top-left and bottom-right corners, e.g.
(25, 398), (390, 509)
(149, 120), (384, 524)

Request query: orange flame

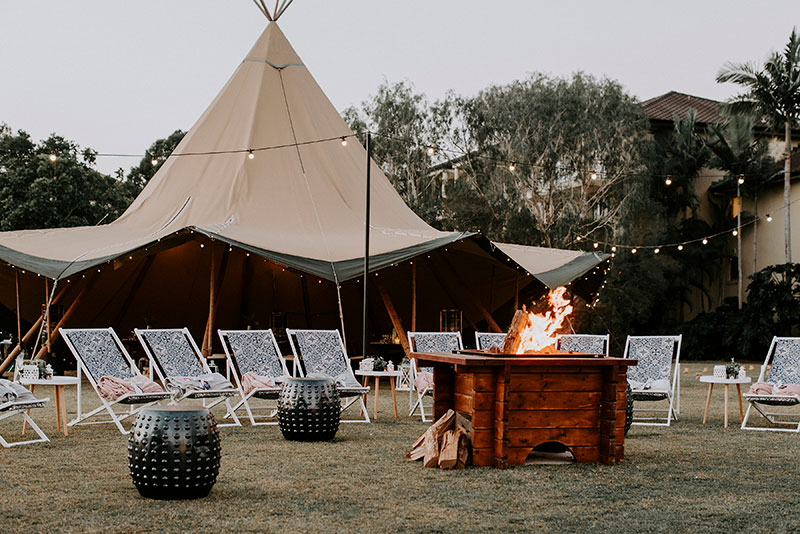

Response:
(516, 287), (573, 353)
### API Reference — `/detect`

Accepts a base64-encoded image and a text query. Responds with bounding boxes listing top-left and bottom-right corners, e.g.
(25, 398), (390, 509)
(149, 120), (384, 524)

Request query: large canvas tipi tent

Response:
(0, 11), (608, 369)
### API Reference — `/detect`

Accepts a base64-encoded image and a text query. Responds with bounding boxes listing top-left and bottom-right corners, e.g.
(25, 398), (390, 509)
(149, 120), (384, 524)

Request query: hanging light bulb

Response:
(631, 248), (637, 254)
(677, 245), (684, 251)
(248, 149), (255, 160)
(590, 171), (598, 180)
(665, 176), (672, 186)
(732, 229), (738, 236)
(508, 162), (516, 172)
(151, 158), (159, 166)
(341, 137), (348, 147)
(737, 175), (745, 185)
(200, 243), (205, 248)
(702, 238), (708, 245)
(766, 214), (773, 222)
(427, 146), (435, 155)
(654, 248), (660, 254)
(49, 154), (57, 162)
(611, 246), (617, 252)
(576, 236), (582, 242)
(593, 242), (599, 249)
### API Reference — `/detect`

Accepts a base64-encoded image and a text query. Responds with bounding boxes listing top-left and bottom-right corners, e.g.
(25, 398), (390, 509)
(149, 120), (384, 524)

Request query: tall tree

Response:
(717, 28), (800, 262)
(125, 129), (185, 195)
(0, 125), (134, 230)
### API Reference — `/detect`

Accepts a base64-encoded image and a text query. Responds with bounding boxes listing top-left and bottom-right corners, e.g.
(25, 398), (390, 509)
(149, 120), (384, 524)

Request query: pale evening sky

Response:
(1, 1), (799, 174)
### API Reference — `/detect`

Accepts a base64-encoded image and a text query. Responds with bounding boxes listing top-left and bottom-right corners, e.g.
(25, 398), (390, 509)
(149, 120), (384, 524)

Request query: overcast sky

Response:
(1, 1), (799, 174)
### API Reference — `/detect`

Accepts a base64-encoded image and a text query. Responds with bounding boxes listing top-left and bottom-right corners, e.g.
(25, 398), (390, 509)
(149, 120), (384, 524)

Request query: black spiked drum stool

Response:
(278, 377), (340, 441)
(128, 407), (221, 499)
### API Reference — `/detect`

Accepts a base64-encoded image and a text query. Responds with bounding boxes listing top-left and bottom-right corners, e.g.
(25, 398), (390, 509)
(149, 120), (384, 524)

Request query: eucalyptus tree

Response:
(717, 28), (800, 262)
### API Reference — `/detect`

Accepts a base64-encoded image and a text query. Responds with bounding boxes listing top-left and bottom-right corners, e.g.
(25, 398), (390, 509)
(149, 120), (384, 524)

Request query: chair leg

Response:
(340, 395), (370, 423)
(0, 410), (50, 447)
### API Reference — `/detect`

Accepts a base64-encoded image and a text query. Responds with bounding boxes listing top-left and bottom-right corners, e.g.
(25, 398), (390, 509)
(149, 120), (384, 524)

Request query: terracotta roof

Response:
(642, 91), (725, 125)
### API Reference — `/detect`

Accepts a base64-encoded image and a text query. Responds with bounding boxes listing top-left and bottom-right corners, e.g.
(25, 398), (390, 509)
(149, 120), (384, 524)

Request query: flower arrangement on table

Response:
(725, 358), (742, 379)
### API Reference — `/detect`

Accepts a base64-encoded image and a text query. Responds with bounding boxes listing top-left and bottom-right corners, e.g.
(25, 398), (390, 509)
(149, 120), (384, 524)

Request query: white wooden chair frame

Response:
(407, 332), (464, 422)
(134, 328), (241, 427)
(0, 395), (50, 447)
(60, 327), (171, 434)
(556, 333), (610, 356)
(474, 332), (507, 351)
(624, 335), (682, 427)
(742, 336), (800, 432)
(218, 329), (290, 426)
(286, 329), (370, 423)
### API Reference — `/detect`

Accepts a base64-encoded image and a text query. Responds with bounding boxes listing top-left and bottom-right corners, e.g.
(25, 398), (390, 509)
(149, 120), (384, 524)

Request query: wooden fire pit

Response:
(412, 351), (636, 468)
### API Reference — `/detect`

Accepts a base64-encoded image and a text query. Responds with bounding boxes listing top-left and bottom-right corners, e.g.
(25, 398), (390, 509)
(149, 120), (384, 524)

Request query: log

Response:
(422, 428), (441, 468)
(408, 409), (455, 460)
(501, 308), (531, 354)
(456, 434), (470, 469)
(438, 429), (459, 469)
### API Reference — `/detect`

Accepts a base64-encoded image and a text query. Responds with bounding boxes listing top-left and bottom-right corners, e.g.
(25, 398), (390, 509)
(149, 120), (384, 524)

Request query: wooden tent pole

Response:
(375, 279), (410, 357)
(33, 274), (98, 361)
(411, 262), (417, 332)
(203, 247), (229, 357)
(44, 279), (51, 355)
(0, 282), (70, 373)
(439, 255), (502, 333)
(202, 248), (217, 356)
(15, 271), (22, 352)
(423, 258), (478, 331)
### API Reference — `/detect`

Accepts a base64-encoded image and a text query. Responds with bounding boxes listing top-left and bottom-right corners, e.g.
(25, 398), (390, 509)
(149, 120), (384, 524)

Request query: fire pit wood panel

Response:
(413, 352), (636, 467)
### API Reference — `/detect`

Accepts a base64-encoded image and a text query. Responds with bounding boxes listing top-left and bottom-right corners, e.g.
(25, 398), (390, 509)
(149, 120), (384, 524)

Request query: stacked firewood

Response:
(407, 409), (472, 469)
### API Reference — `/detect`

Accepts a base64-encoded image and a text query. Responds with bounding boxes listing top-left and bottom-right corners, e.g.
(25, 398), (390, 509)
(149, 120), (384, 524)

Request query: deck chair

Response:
(742, 337), (800, 432)
(407, 332), (464, 422)
(286, 329), (370, 423)
(0, 379), (49, 447)
(475, 332), (506, 351)
(624, 335), (682, 426)
(60, 328), (171, 434)
(218, 329), (291, 426)
(134, 328), (240, 427)
(556, 334), (610, 356)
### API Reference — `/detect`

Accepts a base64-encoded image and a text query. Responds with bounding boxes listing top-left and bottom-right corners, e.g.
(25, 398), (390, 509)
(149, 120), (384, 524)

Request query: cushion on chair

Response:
(241, 372), (282, 395)
(415, 371), (434, 394)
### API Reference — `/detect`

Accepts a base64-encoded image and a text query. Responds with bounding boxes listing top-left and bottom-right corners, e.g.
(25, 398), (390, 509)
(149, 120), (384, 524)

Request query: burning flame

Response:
(516, 287), (573, 353)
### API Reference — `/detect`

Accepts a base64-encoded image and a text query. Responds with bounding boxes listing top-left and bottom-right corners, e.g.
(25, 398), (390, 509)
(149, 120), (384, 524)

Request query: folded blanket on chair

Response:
(748, 382), (800, 396)
(0, 378), (36, 403)
(98, 375), (164, 401)
(241, 372), (282, 395)
(414, 371), (434, 394)
(628, 378), (670, 392)
(165, 372), (234, 398)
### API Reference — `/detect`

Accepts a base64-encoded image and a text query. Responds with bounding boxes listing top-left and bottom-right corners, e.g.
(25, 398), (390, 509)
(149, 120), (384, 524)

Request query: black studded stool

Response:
(128, 406), (221, 499)
(278, 377), (340, 441)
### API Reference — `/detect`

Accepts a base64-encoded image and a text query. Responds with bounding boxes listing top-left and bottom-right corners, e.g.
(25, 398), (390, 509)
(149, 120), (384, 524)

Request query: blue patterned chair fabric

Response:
(476, 333), (506, 351)
(64, 330), (134, 381)
(225, 330), (284, 379)
(557, 335), (607, 355)
(292, 330), (361, 390)
(139, 330), (205, 378)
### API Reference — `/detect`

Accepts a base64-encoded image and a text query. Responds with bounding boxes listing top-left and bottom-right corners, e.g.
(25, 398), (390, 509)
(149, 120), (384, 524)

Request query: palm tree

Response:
(716, 28), (800, 262)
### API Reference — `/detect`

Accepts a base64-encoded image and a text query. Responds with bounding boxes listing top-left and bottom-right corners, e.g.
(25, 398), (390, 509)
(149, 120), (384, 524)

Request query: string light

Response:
(508, 162), (516, 172)
(151, 158), (159, 166)
(631, 248), (637, 254)
(702, 238), (708, 245)
(737, 175), (745, 185)
(427, 146), (435, 155)
(766, 214), (773, 222)
(247, 149), (255, 160)
(654, 248), (660, 254)
(677, 245), (684, 251)
(590, 171), (598, 180)
(593, 242), (599, 249)
(340, 137), (348, 147)
(665, 176), (672, 186)
(48, 154), (57, 162)
(732, 229), (738, 236)
(611, 246), (616, 252)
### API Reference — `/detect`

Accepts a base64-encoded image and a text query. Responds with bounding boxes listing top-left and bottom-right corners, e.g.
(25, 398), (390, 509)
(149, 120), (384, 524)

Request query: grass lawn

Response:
(2, 361), (799, 533)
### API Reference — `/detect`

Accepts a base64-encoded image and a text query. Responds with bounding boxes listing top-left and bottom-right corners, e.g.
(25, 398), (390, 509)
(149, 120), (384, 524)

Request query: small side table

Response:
(19, 376), (80, 436)
(699, 375), (751, 428)
(355, 369), (402, 420)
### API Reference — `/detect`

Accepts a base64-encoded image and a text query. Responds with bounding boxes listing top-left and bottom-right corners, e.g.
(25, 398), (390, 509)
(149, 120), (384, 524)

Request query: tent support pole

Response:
(44, 279), (51, 355)
(0, 281), (70, 372)
(15, 271), (22, 353)
(439, 255), (502, 333)
(423, 257), (478, 331)
(362, 131), (371, 358)
(375, 279), (410, 358)
(411, 262), (417, 332)
(203, 247), (229, 357)
(33, 274), (98, 361)
(203, 248), (217, 356)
